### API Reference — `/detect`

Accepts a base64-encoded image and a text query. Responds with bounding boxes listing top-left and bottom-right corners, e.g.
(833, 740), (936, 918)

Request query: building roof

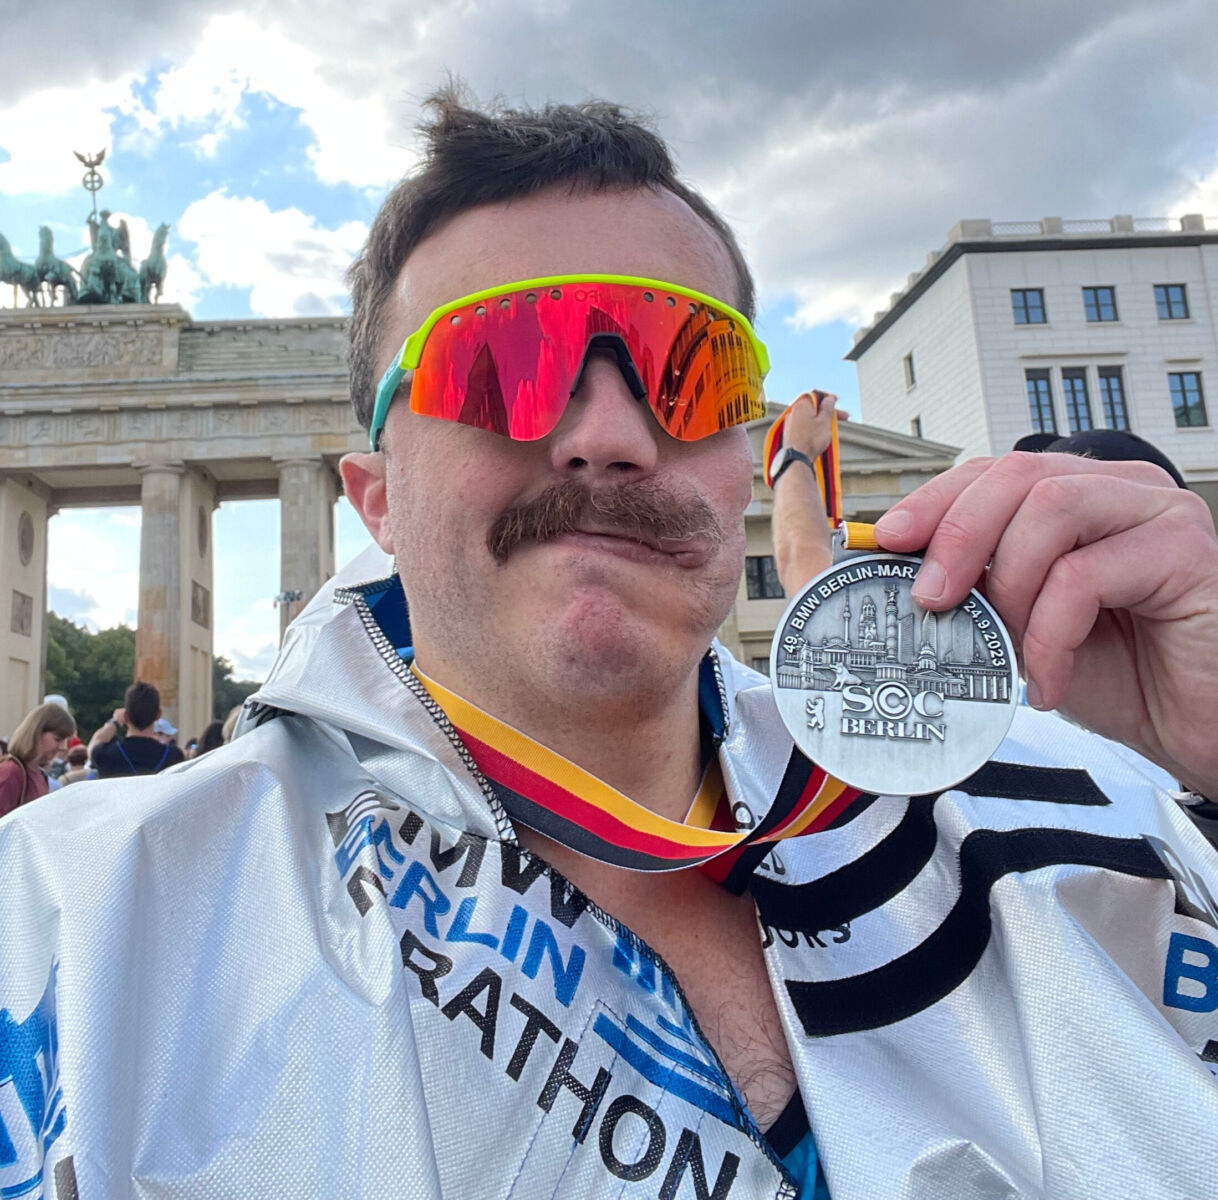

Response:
(846, 214), (1218, 361)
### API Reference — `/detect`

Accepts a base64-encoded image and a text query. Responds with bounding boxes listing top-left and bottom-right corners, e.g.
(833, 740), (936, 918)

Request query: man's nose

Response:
(546, 350), (660, 479)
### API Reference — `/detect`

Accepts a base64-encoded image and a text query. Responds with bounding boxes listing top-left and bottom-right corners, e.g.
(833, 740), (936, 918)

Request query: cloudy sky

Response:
(4, 0), (1218, 691)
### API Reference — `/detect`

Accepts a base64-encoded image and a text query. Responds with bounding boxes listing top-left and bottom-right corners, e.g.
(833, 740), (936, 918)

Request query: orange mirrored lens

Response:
(409, 282), (765, 440)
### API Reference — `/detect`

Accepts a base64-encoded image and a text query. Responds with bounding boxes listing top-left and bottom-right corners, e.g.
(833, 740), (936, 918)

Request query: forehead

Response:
(385, 186), (739, 360)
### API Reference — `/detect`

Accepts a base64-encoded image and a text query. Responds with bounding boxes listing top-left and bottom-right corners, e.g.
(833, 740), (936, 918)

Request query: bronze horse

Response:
(139, 223), (170, 304)
(34, 227), (78, 304)
(0, 233), (41, 306)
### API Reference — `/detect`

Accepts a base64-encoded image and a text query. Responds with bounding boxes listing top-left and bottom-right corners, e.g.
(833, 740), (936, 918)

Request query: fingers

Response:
(783, 390), (838, 458)
(984, 472), (1199, 640)
(874, 453), (1189, 609)
(1018, 518), (1218, 706)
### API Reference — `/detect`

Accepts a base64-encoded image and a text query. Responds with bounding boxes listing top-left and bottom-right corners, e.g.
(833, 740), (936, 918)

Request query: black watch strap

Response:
(771, 447), (815, 487)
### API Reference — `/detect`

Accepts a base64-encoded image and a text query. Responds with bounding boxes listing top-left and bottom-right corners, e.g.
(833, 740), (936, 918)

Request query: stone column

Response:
(178, 468), (216, 743)
(135, 463), (185, 724)
(0, 477), (51, 735)
(276, 457), (337, 641)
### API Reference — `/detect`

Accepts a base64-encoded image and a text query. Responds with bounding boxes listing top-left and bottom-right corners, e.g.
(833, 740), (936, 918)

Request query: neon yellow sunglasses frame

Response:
(369, 273), (770, 449)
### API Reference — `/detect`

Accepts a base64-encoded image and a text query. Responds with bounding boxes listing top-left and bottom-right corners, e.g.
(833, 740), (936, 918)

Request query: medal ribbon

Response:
(411, 663), (861, 875)
(762, 395), (882, 553)
(763, 393), (844, 524)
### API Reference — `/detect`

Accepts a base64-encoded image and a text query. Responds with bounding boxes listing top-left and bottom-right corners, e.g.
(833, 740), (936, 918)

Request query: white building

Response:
(848, 215), (1218, 518)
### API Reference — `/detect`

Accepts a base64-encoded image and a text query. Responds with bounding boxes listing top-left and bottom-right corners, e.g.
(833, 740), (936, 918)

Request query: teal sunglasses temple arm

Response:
(370, 356), (407, 450)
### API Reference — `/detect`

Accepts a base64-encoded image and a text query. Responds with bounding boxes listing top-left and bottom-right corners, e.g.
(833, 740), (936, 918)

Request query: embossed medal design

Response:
(770, 553), (1018, 795)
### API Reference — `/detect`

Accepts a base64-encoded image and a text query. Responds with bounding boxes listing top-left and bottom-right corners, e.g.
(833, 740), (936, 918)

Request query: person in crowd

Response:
(1, 89), (1217, 1199)
(220, 704), (243, 744)
(182, 737), (199, 760)
(153, 717), (178, 745)
(197, 720), (225, 756)
(0, 702), (76, 817)
(59, 745), (93, 786)
(86, 682), (186, 778)
(1018, 427), (1189, 488)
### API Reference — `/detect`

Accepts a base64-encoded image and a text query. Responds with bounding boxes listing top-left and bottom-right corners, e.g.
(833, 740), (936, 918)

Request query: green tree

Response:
(44, 614), (135, 735)
(212, 656), (261, 721)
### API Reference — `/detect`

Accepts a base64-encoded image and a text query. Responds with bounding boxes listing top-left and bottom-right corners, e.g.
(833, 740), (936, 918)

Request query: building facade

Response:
(848, 215), (1218, 519)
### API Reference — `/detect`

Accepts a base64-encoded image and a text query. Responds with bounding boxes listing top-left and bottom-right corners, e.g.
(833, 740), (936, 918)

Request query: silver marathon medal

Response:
(770, 553), (1019, 796)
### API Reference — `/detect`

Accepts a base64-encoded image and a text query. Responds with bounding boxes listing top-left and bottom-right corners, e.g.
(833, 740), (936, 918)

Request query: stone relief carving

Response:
(0, 403), (362, 466)
(71, 414), (105, 440)
(17, 511), (34, 565)
(191, 581), (210, 630)
(0, 329), (162, 371)
(10, 589), (33, 637)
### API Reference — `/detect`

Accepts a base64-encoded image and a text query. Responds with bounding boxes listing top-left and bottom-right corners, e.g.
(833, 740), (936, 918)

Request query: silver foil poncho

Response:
(2, 545), (1216, 1199)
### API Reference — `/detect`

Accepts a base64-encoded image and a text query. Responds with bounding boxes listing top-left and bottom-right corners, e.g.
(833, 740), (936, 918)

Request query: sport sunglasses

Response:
(369, 274), (770, 449)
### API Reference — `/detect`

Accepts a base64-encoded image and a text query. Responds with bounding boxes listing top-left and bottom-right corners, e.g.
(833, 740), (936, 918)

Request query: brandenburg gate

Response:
(0, 302), (363, 738)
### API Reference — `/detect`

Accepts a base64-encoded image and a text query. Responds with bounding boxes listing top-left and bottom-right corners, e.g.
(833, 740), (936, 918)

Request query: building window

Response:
(745, 555), (785, 600)
(1155, 284), (1189, 320)
(751, 656), (771, 676)
(1097, 367), (1129, 430)
(1082, 286), (1118, 322)
(1061, 368), (1093, 432)
(1025, 369), (1056, 434)
(1169, 371), (1208, 427)
(1011, 289), (1047, 324)
(910, 415), (923, 438)
(903, 352), (916, 389)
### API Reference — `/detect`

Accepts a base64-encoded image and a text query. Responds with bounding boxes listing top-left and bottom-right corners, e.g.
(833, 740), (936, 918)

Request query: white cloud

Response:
(0, 80), (133, 196)
(131, 11), (412, 188)
(211, 595), (282, 681)
(47, 507), (277, 676)
(1169, 158), (1218, 220)
(47, 511), (140, 630)
(177, 190), (366, 316)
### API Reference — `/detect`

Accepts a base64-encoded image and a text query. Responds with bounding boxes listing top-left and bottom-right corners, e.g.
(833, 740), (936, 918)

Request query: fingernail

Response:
(1025, 680), (1044, 709)
(913, 560), (946, 603)
(875, 510), (911, 538)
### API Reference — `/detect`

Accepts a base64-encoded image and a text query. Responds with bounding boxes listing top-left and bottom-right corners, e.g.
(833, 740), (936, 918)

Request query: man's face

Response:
(344, 186), (754, 709)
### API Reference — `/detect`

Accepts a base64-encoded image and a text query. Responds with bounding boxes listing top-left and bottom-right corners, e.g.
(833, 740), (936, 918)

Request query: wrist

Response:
(770, 447), (815, 488)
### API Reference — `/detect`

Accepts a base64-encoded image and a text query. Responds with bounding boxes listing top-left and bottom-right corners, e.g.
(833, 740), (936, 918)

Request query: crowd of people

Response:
(0, 682), (240, 818)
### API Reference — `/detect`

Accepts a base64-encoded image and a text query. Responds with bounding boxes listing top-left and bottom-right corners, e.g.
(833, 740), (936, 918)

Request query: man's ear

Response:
(340, 452), (394, 553)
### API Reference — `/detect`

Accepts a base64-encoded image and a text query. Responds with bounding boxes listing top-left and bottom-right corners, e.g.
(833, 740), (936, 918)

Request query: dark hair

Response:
(67, 745), (88, 767)
(1042, 429), (1187, 488)
(198, 721), (225, 755)
(1012, 432), (1060, 454)
(124, 680), (161, 731)
(346, 84), (756, 431)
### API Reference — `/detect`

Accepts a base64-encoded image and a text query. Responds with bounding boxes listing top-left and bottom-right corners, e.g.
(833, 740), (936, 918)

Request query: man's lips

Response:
(535, 528), (712, 569)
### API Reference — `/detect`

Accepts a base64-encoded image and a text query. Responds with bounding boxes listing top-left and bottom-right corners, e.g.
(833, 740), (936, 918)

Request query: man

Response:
(2, 91), (1217, 1200)
(153, 717), (179, 746)
(87, 681), (185, 777)
(59, 745), (92, 786)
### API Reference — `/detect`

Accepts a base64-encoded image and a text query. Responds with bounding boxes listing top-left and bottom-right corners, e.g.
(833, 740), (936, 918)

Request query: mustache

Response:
(487, 479), (724, 563)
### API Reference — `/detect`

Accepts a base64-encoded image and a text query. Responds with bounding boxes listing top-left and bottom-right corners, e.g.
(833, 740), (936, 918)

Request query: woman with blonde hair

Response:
(0, 702), (76, 818)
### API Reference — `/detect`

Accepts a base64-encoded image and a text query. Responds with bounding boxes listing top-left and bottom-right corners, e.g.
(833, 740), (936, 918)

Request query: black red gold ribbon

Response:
(763, 393), (844, 525)
(412, 664), (860, 875)
(763, 396), (884, 553)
